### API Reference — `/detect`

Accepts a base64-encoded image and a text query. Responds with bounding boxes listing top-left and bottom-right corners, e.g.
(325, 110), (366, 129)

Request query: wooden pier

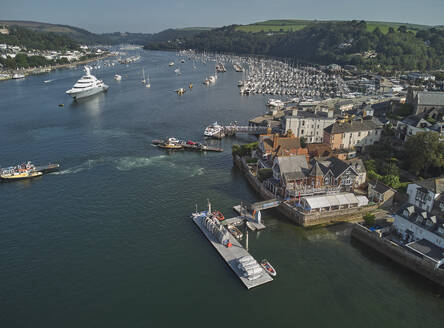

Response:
(192, 213), (273, 289)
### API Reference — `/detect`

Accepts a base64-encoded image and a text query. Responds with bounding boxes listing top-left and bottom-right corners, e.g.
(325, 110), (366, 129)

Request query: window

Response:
(301, 129), (304, 135)
(358, 132), (361, 137)
(340, 144), (344, 149)
(317, 125), (320, 129)
(302, 121), (305, 126)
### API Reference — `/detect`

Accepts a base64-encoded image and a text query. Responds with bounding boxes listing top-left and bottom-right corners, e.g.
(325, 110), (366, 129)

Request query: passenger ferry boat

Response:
(66, 66), (108, 100)
(1, 162), (42, 181)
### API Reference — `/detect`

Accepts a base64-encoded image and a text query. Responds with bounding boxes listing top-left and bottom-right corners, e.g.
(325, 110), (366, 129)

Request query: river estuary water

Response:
(0, 50), (443, 327)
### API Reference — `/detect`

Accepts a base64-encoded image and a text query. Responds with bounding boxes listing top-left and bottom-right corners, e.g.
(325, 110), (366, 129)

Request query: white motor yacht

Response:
(66, 66), (108, 100)
(204, 122), (224, 138)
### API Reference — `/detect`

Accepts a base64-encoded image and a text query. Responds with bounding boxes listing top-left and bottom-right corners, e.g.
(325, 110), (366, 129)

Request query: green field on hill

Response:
(236, 19), (433, 34)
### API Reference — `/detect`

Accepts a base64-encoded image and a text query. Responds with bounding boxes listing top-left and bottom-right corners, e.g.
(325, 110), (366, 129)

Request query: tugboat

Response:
(260, 259), (277, 277)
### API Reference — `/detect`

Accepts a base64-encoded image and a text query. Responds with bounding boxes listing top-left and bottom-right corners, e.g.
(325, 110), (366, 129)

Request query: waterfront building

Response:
(268, 155), (360, 197)
(283, 109), (335, 143)
(392, 204), (444, 268)
(323, 117), (383, 150)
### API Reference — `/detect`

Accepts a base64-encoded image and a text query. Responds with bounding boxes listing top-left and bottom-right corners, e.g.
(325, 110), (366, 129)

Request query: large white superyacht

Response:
(66, 66), (108, 100)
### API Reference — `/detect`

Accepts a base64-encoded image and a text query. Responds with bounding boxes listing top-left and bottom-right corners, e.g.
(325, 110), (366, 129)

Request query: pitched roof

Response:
(259, 135), (301, 155)
(276, 155), (308, 174)
(319, 157), (355, 178)
(415, 178), (444, 194)
(369, 180), (395, 195)
(416, 91), (444, 107)
(309, 161), (324, 177)
(324, 119), (381, 134)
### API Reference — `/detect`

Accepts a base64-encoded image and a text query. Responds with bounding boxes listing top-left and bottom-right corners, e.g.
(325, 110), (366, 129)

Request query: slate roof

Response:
(369, 180), (394, 195)
(415, 177), (444, 194)
(319, 157), (356, 178)
(416, 91), (444, 106)
(324, 119), (381, 134)
(276, 155), (308, 175)
(309, 161), (324, 177)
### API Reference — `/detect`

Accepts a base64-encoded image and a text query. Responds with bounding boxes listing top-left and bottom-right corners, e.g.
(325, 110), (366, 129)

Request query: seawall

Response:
(351, 223), (444, 287)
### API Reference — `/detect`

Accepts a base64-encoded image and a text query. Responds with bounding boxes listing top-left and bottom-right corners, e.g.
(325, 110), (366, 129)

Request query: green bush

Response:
(232, 142), (258, 157)
(363, 212), (376, 226)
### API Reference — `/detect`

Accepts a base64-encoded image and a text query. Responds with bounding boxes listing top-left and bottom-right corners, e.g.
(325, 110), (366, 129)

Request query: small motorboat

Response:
(211, 210), (225, 221)
(227, 224), (243, 240)
(260, 259), (277, 277)
(169, 62), (174, 66)
(245, 221), (256, 231)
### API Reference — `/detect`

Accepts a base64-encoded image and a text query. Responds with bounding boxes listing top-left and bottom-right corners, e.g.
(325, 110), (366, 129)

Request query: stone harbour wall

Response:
(351, 223), (444, 287)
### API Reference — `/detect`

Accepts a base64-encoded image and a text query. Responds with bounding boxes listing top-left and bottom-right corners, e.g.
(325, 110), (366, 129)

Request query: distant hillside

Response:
(0, 26), (79, 50)
(0, 20), (212, 45)
(235, 19), (441, 34)
(145, 20), (444, 71)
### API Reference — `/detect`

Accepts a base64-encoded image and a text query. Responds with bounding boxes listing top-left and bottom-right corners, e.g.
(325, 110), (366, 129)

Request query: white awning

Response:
(303, 193), (360, 210)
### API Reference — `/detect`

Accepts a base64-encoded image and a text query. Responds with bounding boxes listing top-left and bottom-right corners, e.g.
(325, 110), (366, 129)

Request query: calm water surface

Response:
(0, 51), (443, 327)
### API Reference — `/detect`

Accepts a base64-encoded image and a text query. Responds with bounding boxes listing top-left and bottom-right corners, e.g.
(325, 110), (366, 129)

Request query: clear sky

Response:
(2, 0), (444, 33)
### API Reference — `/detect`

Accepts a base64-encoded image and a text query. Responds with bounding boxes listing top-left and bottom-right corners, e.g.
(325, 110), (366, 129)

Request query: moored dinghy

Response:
(260, 259), (277, 277)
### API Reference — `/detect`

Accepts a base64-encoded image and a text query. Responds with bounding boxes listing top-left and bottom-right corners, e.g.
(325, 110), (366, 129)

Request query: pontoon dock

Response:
(192, 212), (273, 289)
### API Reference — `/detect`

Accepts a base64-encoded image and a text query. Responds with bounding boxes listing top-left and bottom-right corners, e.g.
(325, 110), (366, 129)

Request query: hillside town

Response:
(232, 75), (444, 285)
(0, 24), (110, 80)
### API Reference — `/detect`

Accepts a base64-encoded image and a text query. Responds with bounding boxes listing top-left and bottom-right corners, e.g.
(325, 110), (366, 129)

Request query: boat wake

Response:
(51, 155), (168, 175)
(190, 167), (205, 177)
(114, 156), (166, 171)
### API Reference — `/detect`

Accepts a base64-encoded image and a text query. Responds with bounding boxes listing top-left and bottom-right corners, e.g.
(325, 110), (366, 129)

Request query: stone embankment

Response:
(233, 155), (377, 227)
(351, 223), (444, 287)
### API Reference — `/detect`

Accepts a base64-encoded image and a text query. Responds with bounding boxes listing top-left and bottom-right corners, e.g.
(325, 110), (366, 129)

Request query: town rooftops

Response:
(324, 119), (381, 134)
(259, 134), (304, 156)
(398, 204), (443, 234)
(416, 91), (444, 106)
(414, 177), (444, 194)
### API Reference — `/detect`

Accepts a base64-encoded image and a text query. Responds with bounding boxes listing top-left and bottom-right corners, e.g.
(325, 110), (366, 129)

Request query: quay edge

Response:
(351, 223), (444, 288)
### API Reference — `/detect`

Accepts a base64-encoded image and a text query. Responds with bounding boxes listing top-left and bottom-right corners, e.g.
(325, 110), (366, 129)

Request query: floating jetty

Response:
(191, 205), (273, 289)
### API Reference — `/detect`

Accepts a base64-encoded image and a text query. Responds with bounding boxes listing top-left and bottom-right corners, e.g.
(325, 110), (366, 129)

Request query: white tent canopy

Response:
(303, 193), (367, 210)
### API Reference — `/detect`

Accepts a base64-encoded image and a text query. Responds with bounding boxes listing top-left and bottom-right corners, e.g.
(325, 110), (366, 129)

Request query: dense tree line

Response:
(145, 21), (444, 71)
(0, 53), (70, 69)
(0, 27), (79, 50)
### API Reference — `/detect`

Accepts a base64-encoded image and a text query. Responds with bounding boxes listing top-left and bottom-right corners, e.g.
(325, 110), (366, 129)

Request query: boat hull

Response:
(67, 85), (109, 100)
(1, 171), (43, 181)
